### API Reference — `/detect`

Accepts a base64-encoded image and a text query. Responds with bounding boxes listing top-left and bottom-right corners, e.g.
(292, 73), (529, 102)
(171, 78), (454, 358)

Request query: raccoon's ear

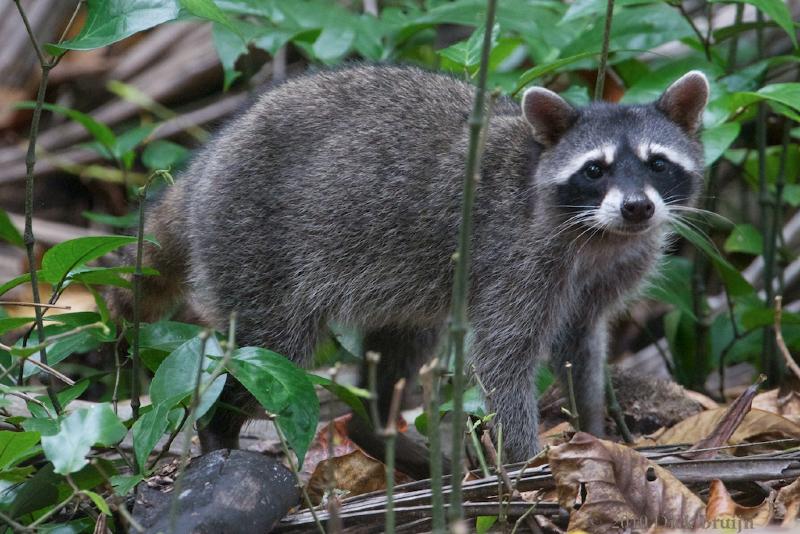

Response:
(522, 87), (577, 146)
(656, 70), (709, 135)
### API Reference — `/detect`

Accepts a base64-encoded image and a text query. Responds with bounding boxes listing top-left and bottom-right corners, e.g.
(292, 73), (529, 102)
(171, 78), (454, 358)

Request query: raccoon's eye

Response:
(649, 156), (667, 173)
(584, 162), (604, 180)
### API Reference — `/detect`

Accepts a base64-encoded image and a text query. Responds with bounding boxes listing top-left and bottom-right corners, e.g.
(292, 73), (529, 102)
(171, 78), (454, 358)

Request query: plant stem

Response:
(383, 378), (406, 534)
(448, 0), (497, 523)
(564, 362), (580, 431)
(725, 3), (744, 73)
(130, 183), (150, 422)
(604, 365), (632, 443)
(594, 0), (615, 100)
(419, 358), (445, 532)
(13, 0), (62, 415)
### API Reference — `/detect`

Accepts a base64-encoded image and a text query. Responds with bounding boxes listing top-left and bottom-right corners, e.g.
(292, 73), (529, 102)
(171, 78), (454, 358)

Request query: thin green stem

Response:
(448, 0), (497, 523)
(130, 184), (148, 423)
(420, 359), (445, 532)
(594, 0), (615, 100)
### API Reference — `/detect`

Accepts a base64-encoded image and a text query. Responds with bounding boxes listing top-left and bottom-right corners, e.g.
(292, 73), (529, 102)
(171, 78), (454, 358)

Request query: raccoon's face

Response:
(523, 71), (709, 236)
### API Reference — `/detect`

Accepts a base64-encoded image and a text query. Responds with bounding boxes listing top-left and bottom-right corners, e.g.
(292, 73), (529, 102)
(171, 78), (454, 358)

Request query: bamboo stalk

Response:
(448, 0), (497, 523)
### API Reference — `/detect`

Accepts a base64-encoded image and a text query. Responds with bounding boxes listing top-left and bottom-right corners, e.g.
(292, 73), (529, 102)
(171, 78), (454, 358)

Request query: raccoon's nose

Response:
(620, 194), (655, 223)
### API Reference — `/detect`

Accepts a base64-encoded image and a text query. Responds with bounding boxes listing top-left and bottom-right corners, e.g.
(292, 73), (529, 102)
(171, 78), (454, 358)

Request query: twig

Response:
(448, 0), (497, 523)
(594, 0), (615, 100)
(12, 0), (62, 416)
(325, 364), (342, 534)
(0, 509), (28, 532)
(0, 385), (54, 418)
(419, 358), (445, 532)
(467, 418), (491, 477)
(604, 364), (633, 443)
(563, 362), (580, 431)
(774, 296), (800, 382)
(366, 350), (381, 430)
(0, 301), (71, 310)
(383, 378), (406, 534)
(674, 1), (711, 61)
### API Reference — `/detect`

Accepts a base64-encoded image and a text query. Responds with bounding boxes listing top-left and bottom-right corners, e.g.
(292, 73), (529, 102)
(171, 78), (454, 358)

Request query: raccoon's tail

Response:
(107, 187), (189, 323)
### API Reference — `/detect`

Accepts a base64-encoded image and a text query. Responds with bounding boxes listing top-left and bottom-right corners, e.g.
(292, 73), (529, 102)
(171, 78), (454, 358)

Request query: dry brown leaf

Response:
(753, 389), (800, 425)
(777, 477), (800, 526)
(706, 479), (774, 527)
(540, 421), (574, 448)
(548, 432), (705, 532)
(300, 414), (360, 482)
(306, 450), (388, 504)
(656, 409), (800, 450)
(684, 389), (719, 410)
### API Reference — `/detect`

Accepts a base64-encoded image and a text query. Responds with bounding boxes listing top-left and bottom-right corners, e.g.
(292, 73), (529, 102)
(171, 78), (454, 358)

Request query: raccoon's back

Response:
(182, 65), (521, 326)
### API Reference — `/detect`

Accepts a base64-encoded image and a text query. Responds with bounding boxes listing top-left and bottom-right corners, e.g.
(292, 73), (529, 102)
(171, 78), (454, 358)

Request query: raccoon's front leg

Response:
(471, 330), (540, 463)
(550, 319), (608, 436)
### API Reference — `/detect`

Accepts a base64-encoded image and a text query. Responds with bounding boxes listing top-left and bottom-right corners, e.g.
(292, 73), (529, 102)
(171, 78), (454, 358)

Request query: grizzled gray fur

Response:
(112, 64), (709, 462)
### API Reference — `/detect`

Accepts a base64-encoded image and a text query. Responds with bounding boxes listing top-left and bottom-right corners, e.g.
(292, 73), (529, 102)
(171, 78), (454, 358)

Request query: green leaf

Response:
(180, 0), (237, 31)
(227, 347), (319, 466)
(83, 490), (111, 516)
(308, 375), (369, 422)
(150, 336), (222, 407)
(141, 140), (190, 171)
(131, 403), (171, 472)
(672, 222), (754, 297)
(110, 474), (144, 496)
(67, 265), (158, 289)
(41, 403), (126, 474)
(476, 516), (498, 534)
(40, 235), (141, 286)
(644, 256), (697, 321)
(437, 23), (499, 68)
(14, 102), (116, 151)
(82, 211), (139, 228)
(514, 51), (597, 95)
(0, 272), (32, 298)
(0, 431), (40, 470)
(212, 22), (249, 90)
(724, 224), (763, 256)
(709, 0), (797, 47)
(47, 0), (182, 53)
(0, 209), (23, 248)
(702, 122), (740, 165)
(7, 463), (61, 519)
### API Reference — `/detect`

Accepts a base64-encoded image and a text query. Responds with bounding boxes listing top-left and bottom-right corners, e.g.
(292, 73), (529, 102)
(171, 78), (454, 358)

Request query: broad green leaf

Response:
(0, 209), (23, 248)
(784, 184), (800, 207)
(180, 0), (237, 31)
(149, 336), (223, 407)
(514, 51), (597, 95)
(83, 490), (112, 516)
(672, 222), (754, 297)
(141, 140), (190, 171)
(227, 347), (319, 466)
(14, 102), (116, 151)
(67, 265), (158, 289)
(131, 403), (171, 472)
(477, 516), (498, 534)
(47, 0), (182, 53)
(110, 474), (144, 496)
(560, 0), (660, 23)
(30, 378), (91, 419)
(0, 316), (37, 335)
(438, 23), (500, 68)
(41, 403), (126, 474)
(308, 375), (369, 422)
(709, 0), (797, 47)
(212, 22), (249, 90)
(0, 431), (40, 470)
(702, 122), (741, 165)
(40, 235), (141, 286)
(7, 463), (61, 519)
(0, 272), (32, 298)
(724, 224), (763, 256)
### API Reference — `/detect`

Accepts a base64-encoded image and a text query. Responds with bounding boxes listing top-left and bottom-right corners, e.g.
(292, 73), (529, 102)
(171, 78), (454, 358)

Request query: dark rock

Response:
(133, 449), (299, 534)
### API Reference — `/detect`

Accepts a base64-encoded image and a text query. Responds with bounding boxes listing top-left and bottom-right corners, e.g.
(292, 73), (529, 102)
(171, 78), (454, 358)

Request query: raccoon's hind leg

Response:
(345, 325), (445, 479)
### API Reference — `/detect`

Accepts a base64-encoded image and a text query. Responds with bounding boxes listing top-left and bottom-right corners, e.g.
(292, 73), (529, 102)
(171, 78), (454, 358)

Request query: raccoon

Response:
(110, 65), (708, 464)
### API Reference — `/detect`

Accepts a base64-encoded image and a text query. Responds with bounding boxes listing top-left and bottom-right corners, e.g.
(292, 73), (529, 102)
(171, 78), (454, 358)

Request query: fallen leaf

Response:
(753, 389), (800, 425)
(706, 479), (774, 527)
(548, 432), (705, 532)
(300, 414), (360, 482)
(684, 389), (719, 410)
(685, 379), (763, 459)
(656, 409), (800, 452)
(777, 477), (800, 526)
(306, 450), (392, 504)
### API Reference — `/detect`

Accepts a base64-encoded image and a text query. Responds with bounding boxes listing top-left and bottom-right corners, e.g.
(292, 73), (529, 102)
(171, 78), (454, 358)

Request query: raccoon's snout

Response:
(620, 194), (654, 223)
